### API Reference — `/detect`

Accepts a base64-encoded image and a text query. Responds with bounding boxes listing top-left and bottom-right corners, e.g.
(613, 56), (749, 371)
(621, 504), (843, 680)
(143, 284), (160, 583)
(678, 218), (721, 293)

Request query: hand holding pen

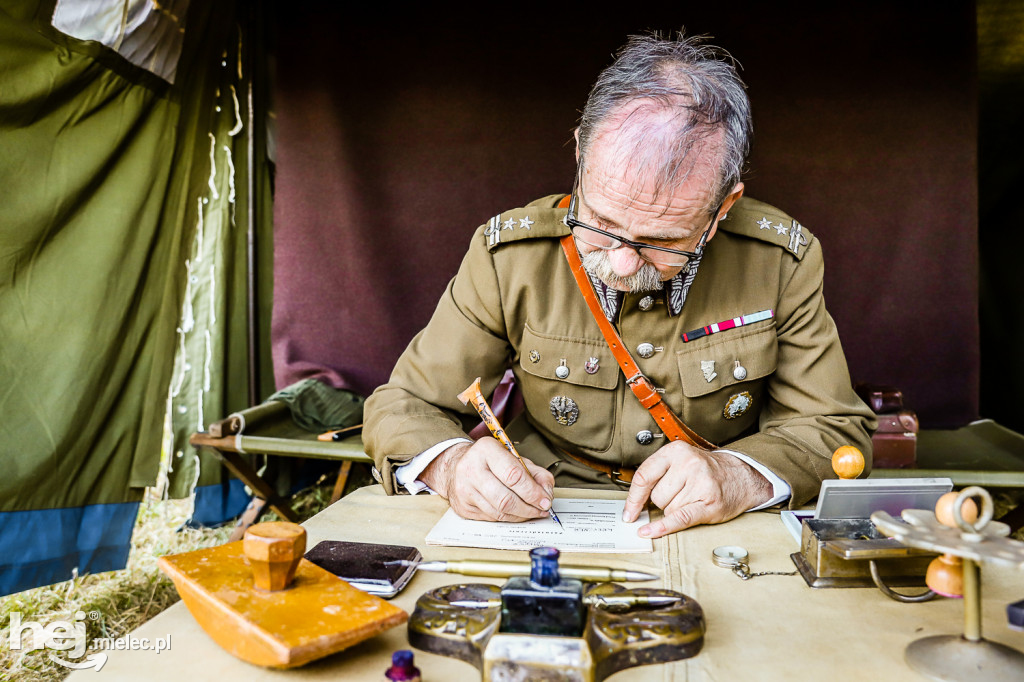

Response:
(402, 378), (560, 529)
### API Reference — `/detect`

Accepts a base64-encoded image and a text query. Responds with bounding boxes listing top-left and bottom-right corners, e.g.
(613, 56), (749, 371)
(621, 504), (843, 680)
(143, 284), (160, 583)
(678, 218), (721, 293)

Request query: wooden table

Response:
(75, 486), (1024, 681)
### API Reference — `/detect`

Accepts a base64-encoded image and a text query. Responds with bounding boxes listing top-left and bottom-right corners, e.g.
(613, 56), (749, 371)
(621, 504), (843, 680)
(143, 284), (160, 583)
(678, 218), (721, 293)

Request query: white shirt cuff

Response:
(394, 438), (472, 495)
(714, 448), (791, 511)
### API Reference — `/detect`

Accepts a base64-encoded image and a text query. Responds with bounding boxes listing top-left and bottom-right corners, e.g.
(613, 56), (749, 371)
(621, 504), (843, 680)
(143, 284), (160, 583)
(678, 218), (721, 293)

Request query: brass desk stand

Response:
(872, 487), (1024, 681)
(408, 581), (704, 681)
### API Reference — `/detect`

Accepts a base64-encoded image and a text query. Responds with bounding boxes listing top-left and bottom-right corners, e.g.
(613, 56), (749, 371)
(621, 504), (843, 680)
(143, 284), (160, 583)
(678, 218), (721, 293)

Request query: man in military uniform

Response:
(363, 33), (874, 538)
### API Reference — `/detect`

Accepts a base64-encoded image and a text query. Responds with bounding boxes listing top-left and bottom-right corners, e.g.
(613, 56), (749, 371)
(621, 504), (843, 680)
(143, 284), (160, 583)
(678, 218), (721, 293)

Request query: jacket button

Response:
(637, 343), (655, 359)
(636, 430), (654, 445)
(639, 296), (654, 311)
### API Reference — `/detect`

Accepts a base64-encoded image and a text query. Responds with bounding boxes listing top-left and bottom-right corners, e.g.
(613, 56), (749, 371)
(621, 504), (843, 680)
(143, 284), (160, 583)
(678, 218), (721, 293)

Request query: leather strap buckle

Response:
(610, 466), (633, 485)
(625, 371), (645, 385)
(560, 448), (635, 484)
(629, 375), (661, 408)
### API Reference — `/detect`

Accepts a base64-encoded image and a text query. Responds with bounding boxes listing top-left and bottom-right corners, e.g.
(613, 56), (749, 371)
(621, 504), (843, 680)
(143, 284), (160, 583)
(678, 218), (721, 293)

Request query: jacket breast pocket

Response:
(516, 324), (619, 453)
(674, 323), (778, 444)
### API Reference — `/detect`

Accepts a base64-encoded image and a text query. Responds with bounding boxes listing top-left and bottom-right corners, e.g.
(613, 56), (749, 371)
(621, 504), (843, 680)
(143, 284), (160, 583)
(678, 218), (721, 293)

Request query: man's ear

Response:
(705, 183), (745, 244)
(721, 182), (745, 217)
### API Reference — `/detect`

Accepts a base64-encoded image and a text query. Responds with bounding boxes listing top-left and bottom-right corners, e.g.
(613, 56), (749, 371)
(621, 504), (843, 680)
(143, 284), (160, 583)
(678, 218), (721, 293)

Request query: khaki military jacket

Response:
(364, 194), (875, 507)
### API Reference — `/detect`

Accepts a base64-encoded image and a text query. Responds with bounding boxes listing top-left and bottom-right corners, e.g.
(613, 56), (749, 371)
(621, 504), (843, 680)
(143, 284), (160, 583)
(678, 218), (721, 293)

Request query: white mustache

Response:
(580, 249), (664, 292)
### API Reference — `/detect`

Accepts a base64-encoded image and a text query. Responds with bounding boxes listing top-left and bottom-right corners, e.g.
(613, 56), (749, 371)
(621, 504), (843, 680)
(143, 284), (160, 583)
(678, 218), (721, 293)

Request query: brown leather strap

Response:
(560, 449), (635, 484)
(560, 234), (716, 450)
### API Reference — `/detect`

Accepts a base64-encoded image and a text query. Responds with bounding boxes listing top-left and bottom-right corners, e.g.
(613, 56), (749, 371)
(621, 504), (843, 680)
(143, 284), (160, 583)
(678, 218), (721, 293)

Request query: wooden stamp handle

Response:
(243, 521), (307, 591)
(831, 446), (865, 480)
(924, 492), (979, 598)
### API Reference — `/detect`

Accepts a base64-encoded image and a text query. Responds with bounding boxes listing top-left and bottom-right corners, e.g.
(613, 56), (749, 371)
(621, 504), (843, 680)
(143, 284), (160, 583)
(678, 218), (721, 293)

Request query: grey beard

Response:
(581, 250), (664, 293)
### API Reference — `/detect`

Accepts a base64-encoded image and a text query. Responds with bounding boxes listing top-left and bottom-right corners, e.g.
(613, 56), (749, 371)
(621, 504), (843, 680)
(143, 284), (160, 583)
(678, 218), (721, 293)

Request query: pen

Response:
(448, 594), (679, 609)
(457, 378), (563, 529)
(316, 424), (363, 441)
(387, 559), (658, 582)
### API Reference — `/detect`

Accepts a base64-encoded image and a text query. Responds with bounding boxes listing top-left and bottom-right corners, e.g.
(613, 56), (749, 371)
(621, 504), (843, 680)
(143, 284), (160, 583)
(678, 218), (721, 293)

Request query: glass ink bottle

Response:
(499, 546), (585, 637)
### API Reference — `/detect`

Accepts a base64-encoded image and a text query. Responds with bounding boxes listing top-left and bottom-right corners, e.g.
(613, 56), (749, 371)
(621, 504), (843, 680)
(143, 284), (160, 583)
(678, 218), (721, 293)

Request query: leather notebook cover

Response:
(304, 540), (422, 599)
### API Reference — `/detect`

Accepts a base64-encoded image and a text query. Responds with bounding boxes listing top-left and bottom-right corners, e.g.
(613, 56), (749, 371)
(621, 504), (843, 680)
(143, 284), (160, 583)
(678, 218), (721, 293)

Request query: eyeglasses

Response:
(563, 183), (722, 268)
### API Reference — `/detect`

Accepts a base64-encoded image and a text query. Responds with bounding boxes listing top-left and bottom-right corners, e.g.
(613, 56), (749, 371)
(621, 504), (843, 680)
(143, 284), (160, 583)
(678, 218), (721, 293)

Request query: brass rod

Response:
(962, 558), (982, 642)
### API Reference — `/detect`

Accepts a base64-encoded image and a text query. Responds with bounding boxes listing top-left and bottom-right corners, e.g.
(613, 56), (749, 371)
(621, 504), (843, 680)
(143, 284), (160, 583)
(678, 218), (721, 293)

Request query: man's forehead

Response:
(581, 146), (718, 227)
(582, 105), (723, 218)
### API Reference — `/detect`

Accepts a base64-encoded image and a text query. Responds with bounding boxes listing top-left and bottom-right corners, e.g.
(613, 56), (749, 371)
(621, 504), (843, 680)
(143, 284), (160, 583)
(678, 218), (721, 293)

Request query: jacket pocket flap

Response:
(519, 324), (619, 390)
(676, 323), (778, 398)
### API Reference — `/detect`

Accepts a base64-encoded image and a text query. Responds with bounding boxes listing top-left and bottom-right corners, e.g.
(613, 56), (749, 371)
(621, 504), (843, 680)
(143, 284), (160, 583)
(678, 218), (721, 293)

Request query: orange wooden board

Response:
(158, 541), (408, 668)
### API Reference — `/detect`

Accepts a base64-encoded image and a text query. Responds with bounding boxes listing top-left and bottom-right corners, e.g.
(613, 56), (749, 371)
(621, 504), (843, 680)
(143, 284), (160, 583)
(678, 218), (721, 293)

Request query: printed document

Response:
(425, 497), (653, 553)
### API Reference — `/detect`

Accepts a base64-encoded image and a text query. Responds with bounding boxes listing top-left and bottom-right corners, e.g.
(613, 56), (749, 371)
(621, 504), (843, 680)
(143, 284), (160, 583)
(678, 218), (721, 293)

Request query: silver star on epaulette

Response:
(757, 217), (773, 230)
(774, 223), (789, 236)
(519, 216), (534, 230)
(502, 218), (516, 230)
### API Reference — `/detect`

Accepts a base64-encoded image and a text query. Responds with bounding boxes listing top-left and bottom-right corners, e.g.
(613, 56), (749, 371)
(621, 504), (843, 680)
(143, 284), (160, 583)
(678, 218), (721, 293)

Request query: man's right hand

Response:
(418, 438), (555, 522)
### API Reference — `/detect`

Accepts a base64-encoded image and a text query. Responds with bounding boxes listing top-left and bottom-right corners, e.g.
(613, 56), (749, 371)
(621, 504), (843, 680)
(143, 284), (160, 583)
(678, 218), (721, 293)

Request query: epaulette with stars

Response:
(482, 194), (571, 252)
(718, 196), (814, 260)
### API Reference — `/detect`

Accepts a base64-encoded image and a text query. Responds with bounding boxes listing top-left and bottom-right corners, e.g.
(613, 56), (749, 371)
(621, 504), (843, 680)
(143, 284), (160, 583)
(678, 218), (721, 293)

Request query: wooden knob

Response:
(934, 491), (979, 528)
(243, 522), (306, 591)
(925, 553), (964, 598)
(831, 446), (865, 479)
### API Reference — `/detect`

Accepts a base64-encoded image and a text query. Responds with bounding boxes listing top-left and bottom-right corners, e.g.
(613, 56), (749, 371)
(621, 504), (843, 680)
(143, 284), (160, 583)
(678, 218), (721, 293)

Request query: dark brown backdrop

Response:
(271, 3), (978, 429)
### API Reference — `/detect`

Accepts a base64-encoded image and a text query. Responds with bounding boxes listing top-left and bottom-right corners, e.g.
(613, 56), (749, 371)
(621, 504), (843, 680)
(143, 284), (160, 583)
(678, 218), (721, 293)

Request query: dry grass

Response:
(0, 471), (349, 682)
(0, 493), (231, 682)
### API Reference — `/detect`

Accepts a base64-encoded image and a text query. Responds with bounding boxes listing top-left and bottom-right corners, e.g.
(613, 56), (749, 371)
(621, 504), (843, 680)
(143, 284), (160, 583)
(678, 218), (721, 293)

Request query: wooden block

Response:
(243, 521), (306, 591)
(158, 541), (408, 668)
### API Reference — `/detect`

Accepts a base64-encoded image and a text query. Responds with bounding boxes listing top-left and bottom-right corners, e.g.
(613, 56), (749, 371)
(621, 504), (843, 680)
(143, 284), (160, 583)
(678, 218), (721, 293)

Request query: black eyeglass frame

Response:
(563, 185), (723, 268)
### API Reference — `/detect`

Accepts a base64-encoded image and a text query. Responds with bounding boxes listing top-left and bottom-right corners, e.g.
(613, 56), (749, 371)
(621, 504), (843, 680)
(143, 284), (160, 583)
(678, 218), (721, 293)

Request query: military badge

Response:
(723, 391), (753, 419)
(485, 214), (502, 246)
(788, 221), (809, 256)
(682, 309), (774, 343)
(549, 396), (579, 426)
(585, 357), (600, 374)
(701, 360), (717, 383)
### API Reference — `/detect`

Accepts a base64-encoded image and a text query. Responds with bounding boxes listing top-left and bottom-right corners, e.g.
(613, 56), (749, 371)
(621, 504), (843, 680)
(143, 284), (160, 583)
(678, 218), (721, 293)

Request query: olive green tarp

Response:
(0, 0), (273, 595)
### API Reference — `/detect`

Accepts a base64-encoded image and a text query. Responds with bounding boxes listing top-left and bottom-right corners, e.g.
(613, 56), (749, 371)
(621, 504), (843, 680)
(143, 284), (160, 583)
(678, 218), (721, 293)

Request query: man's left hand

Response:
(621, 442), (773, 538)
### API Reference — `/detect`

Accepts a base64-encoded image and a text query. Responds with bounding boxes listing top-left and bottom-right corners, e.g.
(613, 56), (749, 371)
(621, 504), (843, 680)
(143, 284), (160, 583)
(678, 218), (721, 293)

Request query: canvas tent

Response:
(2, 0), (1022, 597)
(0, 0), (273, 596)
